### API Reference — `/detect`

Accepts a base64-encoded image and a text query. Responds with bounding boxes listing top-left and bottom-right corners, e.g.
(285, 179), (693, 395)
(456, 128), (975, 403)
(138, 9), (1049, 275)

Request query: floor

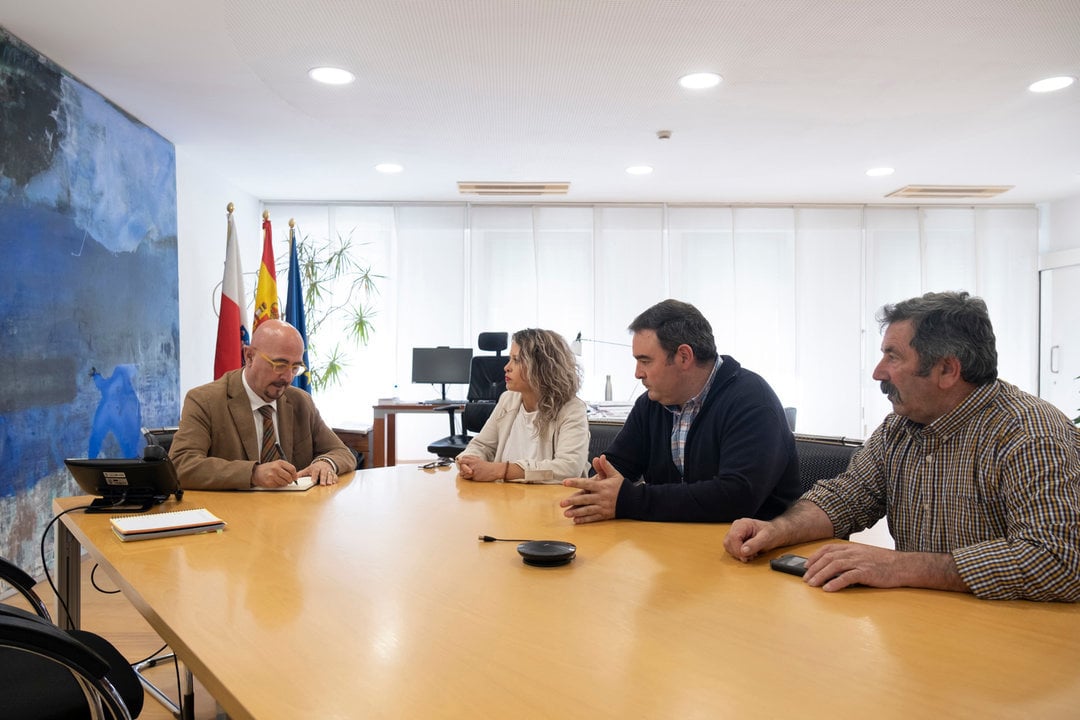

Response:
(10, 558), (221, 719)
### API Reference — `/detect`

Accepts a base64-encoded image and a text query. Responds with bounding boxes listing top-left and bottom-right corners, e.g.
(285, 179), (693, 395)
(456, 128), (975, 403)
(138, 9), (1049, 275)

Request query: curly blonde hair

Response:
(513, 328), (581, 437)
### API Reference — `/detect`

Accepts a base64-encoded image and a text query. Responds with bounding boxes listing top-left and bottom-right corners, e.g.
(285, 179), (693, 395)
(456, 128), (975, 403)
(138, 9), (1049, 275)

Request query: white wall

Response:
(175, 147), (259, 401)
(1040, 192), (1080, 253)
(1037, 191), (1080, 419)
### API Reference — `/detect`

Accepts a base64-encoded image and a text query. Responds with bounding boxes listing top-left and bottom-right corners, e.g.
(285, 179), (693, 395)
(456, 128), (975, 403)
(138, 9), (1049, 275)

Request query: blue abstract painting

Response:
(0, 28), (179, 575)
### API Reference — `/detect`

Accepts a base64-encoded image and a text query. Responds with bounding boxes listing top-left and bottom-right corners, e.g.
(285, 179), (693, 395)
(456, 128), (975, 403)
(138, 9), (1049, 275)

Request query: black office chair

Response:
(793, 433), (863, 494)
(587, 422), (623, 468)
(0, 556), (145, 719)
(427, 332), (508, 459)
(142, 426), (178, 454)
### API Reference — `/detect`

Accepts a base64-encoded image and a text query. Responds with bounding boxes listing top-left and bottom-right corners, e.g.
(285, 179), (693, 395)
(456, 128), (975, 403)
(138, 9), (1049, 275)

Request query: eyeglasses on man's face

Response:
(253, 350), (306, 378)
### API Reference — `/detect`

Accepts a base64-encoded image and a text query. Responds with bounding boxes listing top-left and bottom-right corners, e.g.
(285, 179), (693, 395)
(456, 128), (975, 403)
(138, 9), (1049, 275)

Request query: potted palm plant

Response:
(291, 225), (383, 391)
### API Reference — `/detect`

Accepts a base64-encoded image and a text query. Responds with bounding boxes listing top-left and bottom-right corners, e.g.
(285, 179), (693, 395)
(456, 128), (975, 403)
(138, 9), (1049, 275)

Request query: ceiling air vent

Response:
(458, 181), (570, 196)
(885, 185), (1014, 199)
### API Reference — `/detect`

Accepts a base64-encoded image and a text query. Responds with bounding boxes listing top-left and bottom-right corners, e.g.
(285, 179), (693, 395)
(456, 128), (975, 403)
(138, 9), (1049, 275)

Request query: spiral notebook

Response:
(110, 508), (226, 542)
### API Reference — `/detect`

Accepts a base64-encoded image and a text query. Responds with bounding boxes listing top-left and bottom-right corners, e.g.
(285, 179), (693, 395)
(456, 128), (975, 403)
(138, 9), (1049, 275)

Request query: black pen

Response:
(274, 442), (297, 484)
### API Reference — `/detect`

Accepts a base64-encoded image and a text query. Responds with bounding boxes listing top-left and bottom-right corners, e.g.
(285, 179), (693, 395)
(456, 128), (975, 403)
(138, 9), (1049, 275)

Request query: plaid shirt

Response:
(666, 358), (721, 476)
(804, 380), (1080, 601)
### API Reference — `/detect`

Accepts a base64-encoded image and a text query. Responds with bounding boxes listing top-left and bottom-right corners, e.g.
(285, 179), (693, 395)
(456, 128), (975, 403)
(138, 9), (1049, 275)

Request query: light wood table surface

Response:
(55, 466), (1080, 719)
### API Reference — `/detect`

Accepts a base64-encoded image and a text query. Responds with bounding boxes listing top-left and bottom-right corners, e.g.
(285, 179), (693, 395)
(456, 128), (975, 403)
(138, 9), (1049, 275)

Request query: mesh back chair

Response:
(586, 422), (623, 471)
(0, 556), (145, 719)
(793, 434), (863, 495)
(428, 332), (509, 459)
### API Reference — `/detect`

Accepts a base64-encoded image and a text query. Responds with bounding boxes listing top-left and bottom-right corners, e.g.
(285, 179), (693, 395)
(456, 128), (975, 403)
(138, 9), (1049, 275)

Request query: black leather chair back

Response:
(463, 355), (507, 433)
(143, 426), (179, 454)
(1, 556), (144, 719)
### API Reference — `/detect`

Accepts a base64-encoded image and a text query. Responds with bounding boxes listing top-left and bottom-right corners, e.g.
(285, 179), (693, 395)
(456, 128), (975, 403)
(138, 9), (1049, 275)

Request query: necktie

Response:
(259, 405), (279, 463)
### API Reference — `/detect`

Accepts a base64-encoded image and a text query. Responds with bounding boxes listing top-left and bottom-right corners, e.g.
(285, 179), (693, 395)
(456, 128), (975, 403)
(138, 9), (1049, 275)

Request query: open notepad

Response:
(248, 475), (316, 492)
(110, 508), (226, 542)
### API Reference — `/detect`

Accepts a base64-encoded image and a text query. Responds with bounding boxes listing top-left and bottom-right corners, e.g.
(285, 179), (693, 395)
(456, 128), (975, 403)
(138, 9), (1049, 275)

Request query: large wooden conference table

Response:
(55, 466), (1079, 719)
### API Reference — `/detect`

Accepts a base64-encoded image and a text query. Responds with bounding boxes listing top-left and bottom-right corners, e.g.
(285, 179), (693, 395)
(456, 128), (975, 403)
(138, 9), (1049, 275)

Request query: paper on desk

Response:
(248, 475), (316, 492)
(587, 401), (633, 421)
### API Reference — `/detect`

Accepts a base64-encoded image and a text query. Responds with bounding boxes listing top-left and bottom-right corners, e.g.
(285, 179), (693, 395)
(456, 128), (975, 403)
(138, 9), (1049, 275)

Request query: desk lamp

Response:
(570, 332), (631, 401)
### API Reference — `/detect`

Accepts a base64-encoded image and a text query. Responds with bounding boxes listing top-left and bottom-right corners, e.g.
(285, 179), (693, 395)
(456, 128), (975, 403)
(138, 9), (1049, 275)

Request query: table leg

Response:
(387, 413), (397, 467)
(373, 415), (386, 467)
(55, 520), (81, 630)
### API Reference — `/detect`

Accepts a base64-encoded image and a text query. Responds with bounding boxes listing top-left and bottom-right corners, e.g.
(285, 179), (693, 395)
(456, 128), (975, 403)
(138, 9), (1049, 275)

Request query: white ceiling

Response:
(3, 0), (1079, 205)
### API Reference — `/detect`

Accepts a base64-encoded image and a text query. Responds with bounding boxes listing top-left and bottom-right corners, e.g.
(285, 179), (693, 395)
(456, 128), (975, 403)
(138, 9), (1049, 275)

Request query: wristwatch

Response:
(314, 456), (338, 473)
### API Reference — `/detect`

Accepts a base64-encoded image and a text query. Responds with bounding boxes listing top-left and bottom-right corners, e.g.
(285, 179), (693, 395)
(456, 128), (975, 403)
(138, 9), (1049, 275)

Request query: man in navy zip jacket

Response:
(561, 299), (799, 523)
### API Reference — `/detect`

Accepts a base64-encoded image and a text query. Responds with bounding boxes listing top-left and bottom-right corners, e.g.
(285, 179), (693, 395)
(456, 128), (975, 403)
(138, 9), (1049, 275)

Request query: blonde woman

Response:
(457, 329), (589, 483)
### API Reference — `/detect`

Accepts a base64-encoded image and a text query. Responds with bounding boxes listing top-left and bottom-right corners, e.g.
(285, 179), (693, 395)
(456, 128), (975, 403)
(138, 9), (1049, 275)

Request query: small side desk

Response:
(371, 401), (464, 467)
(332, 426), (371, 469)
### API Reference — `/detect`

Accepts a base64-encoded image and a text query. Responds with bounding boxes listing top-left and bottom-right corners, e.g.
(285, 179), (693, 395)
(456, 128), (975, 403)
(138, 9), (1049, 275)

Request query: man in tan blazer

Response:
(171, 319), (355, 489)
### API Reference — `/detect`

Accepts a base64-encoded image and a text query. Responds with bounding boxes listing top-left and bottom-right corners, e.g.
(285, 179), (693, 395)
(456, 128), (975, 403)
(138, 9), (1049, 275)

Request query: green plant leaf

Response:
(291, 227), (383, 391)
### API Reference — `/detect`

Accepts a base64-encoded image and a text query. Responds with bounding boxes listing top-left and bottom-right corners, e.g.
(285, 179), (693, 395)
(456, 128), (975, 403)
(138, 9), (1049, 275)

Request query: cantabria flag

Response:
(214, 209), (248, 379)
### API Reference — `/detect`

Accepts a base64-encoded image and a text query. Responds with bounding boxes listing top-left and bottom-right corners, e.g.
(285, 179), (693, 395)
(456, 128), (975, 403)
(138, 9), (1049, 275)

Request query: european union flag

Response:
(285, 224), (312, 392)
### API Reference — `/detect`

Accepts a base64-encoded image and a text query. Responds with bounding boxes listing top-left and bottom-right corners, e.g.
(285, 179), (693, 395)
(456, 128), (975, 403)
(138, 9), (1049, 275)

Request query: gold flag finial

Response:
(227, 202), (234, 214)
(262, 209), (270, 220)
(288, 218), (296, 229)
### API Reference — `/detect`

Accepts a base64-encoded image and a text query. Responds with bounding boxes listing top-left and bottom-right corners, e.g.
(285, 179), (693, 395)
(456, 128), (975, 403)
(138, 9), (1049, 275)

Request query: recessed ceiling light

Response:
(1028, 76), (1075, 93)
(375, 163), (403, 174)
(308, 66), (355, 85)
(678, 72), (722, 89)
(866, 167), (895, 177)
(626, 165), (653, 175)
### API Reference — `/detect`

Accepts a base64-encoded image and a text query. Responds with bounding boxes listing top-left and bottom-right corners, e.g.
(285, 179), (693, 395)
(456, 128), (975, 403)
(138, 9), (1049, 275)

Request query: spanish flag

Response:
(253, 210), (280, 330)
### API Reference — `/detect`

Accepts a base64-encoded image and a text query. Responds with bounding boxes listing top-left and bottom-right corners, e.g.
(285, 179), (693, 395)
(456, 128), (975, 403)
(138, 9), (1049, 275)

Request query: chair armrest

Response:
(0, 557), (51, 619)
(0, 613), (112, 677)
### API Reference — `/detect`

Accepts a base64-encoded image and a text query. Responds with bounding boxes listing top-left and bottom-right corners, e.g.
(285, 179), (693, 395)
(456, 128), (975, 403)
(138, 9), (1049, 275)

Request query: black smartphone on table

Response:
(769, 553), (808, 577)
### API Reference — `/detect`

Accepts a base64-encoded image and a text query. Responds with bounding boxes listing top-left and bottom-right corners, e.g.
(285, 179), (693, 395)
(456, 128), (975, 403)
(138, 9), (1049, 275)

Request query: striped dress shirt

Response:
(803, 380), (1080, 601)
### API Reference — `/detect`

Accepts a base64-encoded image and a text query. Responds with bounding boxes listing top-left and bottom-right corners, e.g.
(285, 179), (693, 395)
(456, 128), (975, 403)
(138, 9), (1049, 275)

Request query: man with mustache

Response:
(171, 319), (355, 489)
(724, 291), (1080, 601)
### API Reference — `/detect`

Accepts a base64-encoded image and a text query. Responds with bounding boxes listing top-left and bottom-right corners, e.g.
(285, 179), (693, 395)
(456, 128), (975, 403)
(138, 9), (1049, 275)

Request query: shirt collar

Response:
(665, 357), (722, 414)
(901, 380), (999, 442)
(241, 370), (277, 414)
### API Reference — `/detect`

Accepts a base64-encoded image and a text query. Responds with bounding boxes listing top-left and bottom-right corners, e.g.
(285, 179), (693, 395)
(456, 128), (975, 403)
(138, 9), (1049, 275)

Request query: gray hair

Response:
(877, 291), (998, 385)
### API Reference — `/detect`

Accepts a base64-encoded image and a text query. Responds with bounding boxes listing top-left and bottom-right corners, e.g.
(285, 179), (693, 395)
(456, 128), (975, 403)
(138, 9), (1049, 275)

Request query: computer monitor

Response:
(64, 454), (183, 513)
(412, 346), (472, 402)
